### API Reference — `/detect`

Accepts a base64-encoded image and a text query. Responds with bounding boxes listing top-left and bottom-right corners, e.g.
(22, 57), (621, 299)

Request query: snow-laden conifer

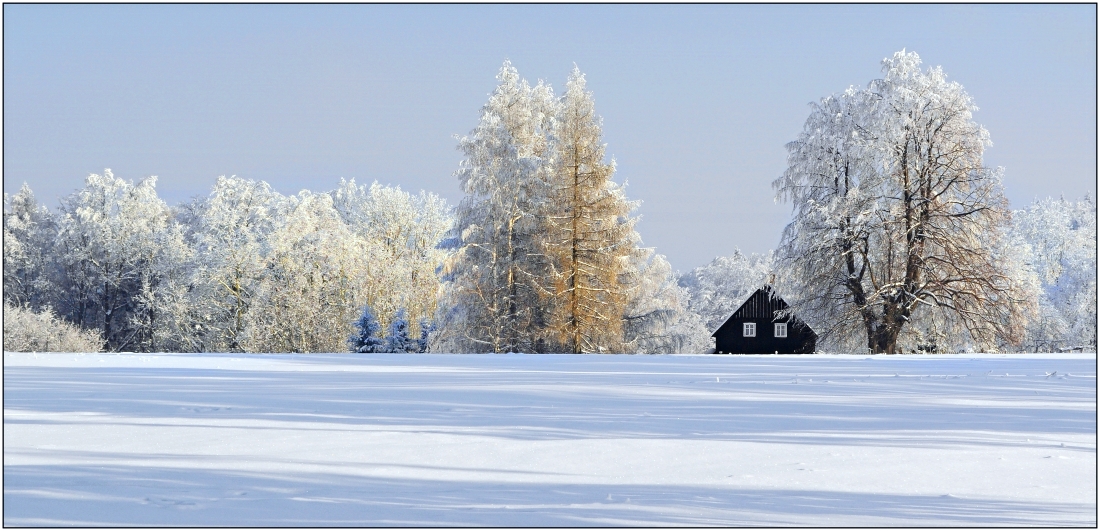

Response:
(349, 304), (386, 353)
(440, 61), (557, 352)
(383, 309), (418, 353)
(543, 66), (640, 353)
(440, 62), (695, 353)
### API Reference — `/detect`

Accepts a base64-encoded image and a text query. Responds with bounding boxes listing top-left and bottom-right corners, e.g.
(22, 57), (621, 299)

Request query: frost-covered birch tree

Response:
(242, 190), (369, 353)
(679, 249), (776, 335)
(622, 249), (711, 353)
(185, 176), (288, 352)
(774, 50), (1033, 353)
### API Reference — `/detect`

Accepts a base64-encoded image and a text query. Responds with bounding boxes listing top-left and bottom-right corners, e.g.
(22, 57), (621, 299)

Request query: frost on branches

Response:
(1010, 196), (1097, 352)
(51, 171), (192, 352)
(2, 172), (453, 353)
(679, 249), (775, 336)
(435, 63), (556, 353)
(3, 303), (104, 353)
(774, 50), (1034, 354)
(184, 176), (288, 352)
(3, 184), (57, 312)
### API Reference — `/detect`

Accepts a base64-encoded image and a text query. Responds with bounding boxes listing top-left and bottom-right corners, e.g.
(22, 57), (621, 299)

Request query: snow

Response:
(4, 352), (1095, 526)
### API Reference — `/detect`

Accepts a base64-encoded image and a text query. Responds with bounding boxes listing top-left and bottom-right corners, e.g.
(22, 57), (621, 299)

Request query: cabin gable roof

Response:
(711, 286), (807, 338)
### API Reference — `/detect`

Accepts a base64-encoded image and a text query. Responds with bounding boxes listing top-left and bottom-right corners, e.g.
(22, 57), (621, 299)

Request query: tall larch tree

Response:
(545, 66), (638, 353)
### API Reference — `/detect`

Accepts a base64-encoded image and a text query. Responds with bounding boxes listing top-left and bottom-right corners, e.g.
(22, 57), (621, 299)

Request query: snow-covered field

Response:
(4, 352), (1095, 526)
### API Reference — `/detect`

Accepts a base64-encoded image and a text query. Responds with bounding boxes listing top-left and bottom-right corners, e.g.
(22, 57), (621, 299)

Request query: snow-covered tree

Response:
(622, 249), (710, 353)
(678, 249), (776, 336)
(52, 170), (192, 351)
(242, 190), (369, 353)
(441, 62), (682, 354)
(440, 61), (558, 353)
(186, 176), (288, 352)
(349, 304), (386, 353)
(774, 50), (1034, 353)
(415, 318), (435, 353)
(332, 179), (452, 340)
(3, 184), (57, 311)
(1011, 196), (1097, 351)
(543, 66), (641, 353)
(129, 216), (194, 352)
(382, 308), (418, 353)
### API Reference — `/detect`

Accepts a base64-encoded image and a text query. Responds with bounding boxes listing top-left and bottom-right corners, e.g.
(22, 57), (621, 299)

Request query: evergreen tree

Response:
(440, 61), (556, 353)
(384, 308), (414, 353)
(349, 304), (386, 353)
(439, 62), (692, 354)
(415, 318), (435, 353)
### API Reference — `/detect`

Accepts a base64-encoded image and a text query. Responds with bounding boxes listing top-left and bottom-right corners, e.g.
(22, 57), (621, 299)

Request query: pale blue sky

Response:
(4, 4), (1095, 271)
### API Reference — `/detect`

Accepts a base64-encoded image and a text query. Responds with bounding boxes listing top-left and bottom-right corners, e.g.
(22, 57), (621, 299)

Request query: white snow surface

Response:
(4, 351), (1096, 526)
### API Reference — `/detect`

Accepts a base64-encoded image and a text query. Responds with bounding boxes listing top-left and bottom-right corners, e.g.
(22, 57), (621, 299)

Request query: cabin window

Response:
(774, 322), (787, 338)
(743, 323), (756, 337)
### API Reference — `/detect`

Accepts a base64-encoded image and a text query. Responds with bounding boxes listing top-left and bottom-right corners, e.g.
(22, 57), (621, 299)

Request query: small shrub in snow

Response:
(3, 303), (103, 352)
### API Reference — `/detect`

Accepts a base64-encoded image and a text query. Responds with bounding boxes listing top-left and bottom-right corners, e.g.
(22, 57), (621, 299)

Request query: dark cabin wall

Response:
(714, 317), (816, 354)
(711, 287), (817, 354)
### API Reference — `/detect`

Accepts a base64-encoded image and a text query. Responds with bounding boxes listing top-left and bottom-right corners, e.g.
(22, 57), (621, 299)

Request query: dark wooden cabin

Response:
(712, 286), (817, 354)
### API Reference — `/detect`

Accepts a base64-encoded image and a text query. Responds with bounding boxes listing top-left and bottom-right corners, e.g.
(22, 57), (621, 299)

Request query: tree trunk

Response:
(570, 158), (581, 354)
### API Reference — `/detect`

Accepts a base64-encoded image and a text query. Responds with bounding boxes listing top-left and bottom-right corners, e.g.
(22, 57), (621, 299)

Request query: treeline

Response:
(3, 58), (1095, 354)
(4, 175), (452, 353)
(2, 63), (710, 354)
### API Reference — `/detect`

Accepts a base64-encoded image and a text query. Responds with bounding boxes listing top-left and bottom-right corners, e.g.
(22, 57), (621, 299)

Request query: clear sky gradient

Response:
(4, 4), (1096, 271)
